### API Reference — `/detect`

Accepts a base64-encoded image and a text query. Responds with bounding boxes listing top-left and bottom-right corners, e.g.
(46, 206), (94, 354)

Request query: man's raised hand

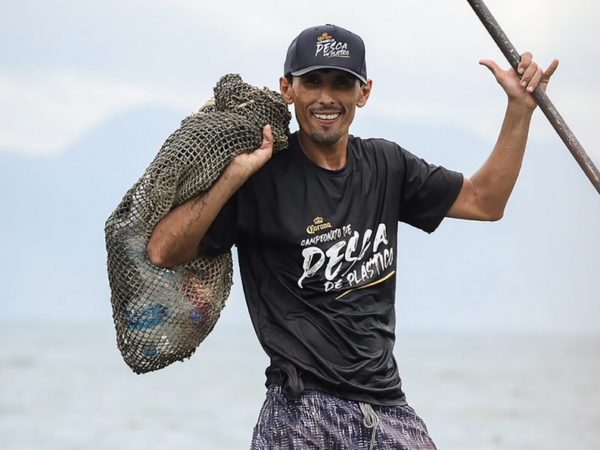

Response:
(480, 52), (559, 110)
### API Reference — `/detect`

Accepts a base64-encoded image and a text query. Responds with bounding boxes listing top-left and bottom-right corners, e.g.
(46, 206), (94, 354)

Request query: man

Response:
(147, 24), (558, 450)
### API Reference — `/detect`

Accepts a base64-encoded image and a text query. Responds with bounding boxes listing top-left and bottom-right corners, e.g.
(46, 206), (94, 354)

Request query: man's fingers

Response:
(481, 52), (558, 103)
(252, 124), (274, 167)
(517, 51), (533, 75)
(520, 60), (539, 91)
(227, 125), (274, 179)
(479, 59), (502, 78)
(525, 65), (543, 92)
(260, 124), (273, 150)
(542, 59), (560, 82)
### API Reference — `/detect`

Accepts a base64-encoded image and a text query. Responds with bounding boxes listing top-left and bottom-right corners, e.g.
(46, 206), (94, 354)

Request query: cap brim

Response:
(290, 65), (367, 84)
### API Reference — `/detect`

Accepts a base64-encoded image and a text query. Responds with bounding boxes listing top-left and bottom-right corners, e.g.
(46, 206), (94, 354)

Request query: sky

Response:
(1, 0), (599, 335)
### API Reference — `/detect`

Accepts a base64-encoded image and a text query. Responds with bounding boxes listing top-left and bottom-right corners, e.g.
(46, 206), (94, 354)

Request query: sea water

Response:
(1, 320), (599, 450)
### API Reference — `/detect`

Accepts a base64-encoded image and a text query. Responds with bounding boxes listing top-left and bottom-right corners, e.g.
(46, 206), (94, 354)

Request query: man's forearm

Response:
(146, 125), (275, 268)
(447, 53), (557, 221)
(146, 171), (242, 268)
(469, 101), (534, 219)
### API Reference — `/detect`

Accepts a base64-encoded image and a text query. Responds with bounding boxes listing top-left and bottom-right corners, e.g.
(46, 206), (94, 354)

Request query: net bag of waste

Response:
(105, 74), (291, 374)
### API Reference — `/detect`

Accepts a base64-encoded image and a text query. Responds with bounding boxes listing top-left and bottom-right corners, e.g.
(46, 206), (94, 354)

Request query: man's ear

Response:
(279, 76), (294, 104)
(356, 79), (373, 108)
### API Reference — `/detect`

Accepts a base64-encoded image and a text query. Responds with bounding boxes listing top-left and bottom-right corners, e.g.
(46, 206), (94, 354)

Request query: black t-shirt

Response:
(203, 132), (463, 406)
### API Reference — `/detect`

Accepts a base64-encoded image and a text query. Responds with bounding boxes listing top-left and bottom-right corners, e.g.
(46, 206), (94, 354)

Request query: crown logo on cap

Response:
(317, 32), (333, 42)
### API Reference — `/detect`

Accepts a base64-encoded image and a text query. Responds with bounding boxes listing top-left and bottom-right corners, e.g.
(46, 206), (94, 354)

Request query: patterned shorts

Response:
(250, 385), (437, 450)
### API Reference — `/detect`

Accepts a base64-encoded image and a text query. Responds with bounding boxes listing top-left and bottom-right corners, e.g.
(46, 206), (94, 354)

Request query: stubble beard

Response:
(309, 128), (345, 146)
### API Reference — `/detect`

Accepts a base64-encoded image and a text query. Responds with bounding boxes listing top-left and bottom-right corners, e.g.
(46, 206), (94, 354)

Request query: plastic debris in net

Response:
(105, 74), (291, 374)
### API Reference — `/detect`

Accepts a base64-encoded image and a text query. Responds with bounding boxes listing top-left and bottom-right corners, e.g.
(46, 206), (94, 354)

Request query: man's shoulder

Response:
(348, 135), (410, 165)
(348, 135), (403, 152)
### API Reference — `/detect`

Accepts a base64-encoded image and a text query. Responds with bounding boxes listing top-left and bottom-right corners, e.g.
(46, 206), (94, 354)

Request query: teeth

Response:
(314, 113), (339, 120)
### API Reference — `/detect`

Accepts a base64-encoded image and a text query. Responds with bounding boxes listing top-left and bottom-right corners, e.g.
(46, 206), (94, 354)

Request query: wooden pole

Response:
(467, 0), (600, 196)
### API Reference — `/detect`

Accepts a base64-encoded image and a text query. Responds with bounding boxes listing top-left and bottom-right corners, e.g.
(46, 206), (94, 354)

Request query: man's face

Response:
(280, 69), (372, 147)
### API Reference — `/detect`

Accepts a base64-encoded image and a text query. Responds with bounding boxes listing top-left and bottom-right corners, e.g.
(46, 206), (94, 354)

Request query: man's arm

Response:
(447, 52), (559, 221)
(146, 125), (274, 268)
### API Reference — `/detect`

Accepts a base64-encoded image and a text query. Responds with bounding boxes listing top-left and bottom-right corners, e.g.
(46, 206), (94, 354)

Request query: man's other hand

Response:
(480, 52), (559, 110)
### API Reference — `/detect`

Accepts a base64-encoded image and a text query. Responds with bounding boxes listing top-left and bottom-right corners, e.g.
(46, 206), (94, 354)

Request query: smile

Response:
(313, 113), (340, 120)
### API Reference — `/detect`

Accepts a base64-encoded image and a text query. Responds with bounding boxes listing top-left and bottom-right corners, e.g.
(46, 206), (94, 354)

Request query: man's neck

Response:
(297, 131), (349, 171)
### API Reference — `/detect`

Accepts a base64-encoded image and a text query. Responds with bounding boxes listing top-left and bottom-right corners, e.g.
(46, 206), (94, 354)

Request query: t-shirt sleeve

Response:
(200, 193), (239, 256)
(397, 147), (464, 233)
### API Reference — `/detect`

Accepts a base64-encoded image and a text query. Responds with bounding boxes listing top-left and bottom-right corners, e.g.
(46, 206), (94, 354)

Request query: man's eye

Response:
(335, 78), (353, 88)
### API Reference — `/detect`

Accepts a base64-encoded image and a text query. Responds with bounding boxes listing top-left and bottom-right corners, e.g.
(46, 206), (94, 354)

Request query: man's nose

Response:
(318, 83), (335, 104)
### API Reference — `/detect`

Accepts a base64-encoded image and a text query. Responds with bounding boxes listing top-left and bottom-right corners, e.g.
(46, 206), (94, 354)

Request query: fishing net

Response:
(105, 74), (291, 374)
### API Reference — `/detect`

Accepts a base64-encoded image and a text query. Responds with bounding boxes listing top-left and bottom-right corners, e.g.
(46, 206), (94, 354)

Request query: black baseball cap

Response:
(284, 24), (367, 84)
